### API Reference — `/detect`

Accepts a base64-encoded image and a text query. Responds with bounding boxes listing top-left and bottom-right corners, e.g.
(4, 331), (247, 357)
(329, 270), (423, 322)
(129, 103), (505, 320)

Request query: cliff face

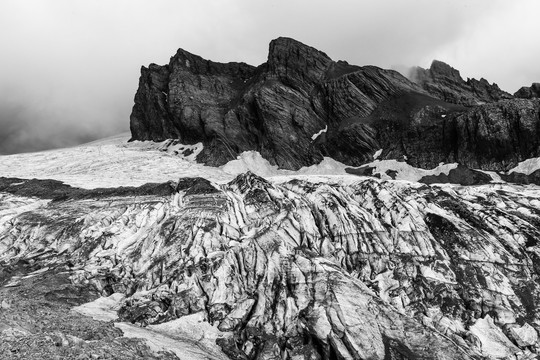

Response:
(130, 38), (424, 169)
(357, 95), (540, 170)
(445, 99), (540, 170)
(129, 50), (257, 167)
(130, 38), (540, 172)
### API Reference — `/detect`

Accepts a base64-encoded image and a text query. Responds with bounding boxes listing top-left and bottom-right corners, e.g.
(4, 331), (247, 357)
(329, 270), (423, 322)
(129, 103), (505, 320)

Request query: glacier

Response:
(1, 135), (540, 359)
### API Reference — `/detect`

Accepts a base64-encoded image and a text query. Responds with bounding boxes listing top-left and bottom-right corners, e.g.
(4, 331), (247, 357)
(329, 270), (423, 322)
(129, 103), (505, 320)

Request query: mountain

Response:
(1, 38), (540, 359)
(130, 37), (422, 170)
(409, 60), (513, 105)
(130, 37), (540, 172)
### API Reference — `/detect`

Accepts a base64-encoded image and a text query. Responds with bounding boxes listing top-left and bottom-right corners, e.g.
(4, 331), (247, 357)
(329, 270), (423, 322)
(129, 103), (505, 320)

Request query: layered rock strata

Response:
(129, 38), (423, 169)
(130, 38), (540, 172)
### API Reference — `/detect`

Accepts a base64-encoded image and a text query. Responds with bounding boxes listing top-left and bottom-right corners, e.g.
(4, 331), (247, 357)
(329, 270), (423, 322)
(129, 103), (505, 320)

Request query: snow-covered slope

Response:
(0, 133), (479, 189)
(0, 133), (352, 188)
(0, 133), (220, 189)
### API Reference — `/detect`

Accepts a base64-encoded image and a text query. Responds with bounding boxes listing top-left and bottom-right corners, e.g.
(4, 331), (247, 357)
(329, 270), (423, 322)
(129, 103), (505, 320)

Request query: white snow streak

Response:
(311, 125), (327, 140)
(509, 157), (540, 175)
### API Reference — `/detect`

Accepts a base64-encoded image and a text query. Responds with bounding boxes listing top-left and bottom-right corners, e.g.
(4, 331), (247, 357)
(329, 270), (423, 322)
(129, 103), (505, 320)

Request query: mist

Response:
(1, 0), (539, 154)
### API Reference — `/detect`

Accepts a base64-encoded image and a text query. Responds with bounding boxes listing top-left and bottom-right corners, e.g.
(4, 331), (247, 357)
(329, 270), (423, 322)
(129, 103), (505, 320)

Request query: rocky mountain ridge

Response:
(409, 60), (513, 105)
(130, 37), (540, 172)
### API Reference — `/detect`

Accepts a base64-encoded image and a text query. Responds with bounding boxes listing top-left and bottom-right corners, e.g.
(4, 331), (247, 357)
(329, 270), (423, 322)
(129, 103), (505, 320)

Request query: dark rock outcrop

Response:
(344, 165), (381, 177)
(334, 93), (540, 171)
(130, 37), (424, 169)
(0, 177), (175, 201)
(373, 96), (540, 171)
(419, 164), (493, 185)
(515, 83), (540, 99)
(130, 38), (539, 172)
(346, 164), (494, 185)
(500, 169), (540, 185)
(441, 99), (540, 170)
(327, 91), (466, 167)
(409, 60), (513, 105)
(130, 49), (258, 167)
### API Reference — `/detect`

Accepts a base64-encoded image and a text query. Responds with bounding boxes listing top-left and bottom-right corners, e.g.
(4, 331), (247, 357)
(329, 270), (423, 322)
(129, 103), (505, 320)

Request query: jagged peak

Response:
(268, 37), (331, 60)
(167, 46), (256, 77)
(267, 37), (333, 79)
(170, 47), (205, 65)
(429, 60), (463, 82)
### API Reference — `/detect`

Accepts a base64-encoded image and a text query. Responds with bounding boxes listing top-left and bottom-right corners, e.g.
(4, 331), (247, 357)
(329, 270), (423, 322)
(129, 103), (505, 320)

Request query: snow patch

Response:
(0, 134), (355, 189)
(147, 313), (230, 354)
(71, 293), (125, 322)
(477, 170), (502, 183)
(115, 322), (229, 360)
(509, 157), (540, 175)
(510, 323), (538, 347)
(0, 133), (221, 189)
(311, 125), (327, 140)
(221, 151), (281, 177)
(73, 295), (229, 359)
(115, 313), (230, 360)
(373, 149), (383, 160)
(222, 151), (353, 181)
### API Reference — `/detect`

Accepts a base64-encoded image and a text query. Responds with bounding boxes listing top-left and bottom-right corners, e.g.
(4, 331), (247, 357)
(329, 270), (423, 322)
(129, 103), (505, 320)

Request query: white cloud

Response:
(423, 0), (540, 92)
(0, 0), (539, 153)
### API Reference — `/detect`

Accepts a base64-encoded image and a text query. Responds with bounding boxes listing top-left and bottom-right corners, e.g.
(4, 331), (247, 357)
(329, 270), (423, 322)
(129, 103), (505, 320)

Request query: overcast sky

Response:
(1, 0), (539, 154)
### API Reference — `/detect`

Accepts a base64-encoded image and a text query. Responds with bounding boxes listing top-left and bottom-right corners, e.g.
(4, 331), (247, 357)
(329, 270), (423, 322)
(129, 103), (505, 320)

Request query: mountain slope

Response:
(130, 37), (425, 169)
